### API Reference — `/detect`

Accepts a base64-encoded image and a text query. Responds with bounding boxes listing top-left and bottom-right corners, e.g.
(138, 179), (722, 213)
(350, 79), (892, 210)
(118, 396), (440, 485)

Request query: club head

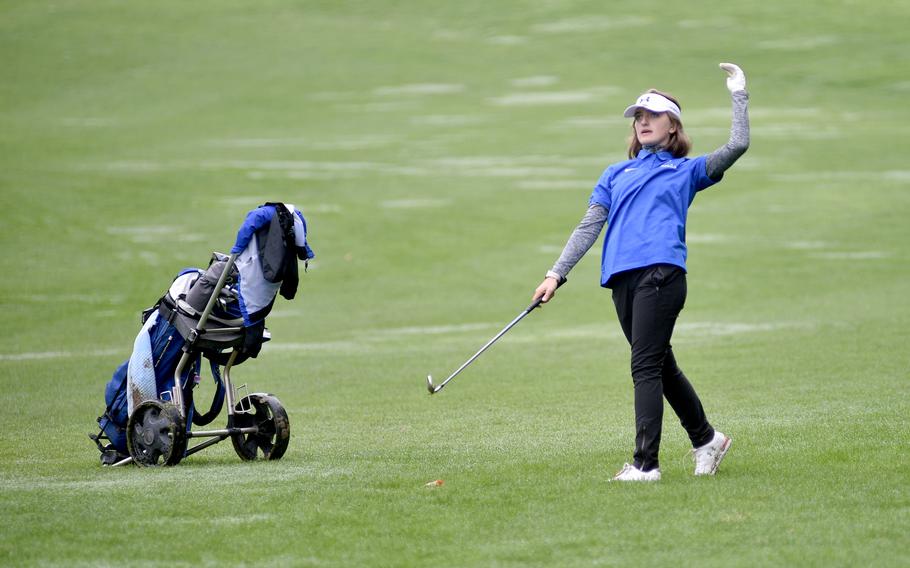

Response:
(426, 375), (438, 394)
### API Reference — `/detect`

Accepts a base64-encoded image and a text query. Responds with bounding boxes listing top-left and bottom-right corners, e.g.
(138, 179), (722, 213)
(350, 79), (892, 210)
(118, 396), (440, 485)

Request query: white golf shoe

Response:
(612, 463), (661, 482)
(693, 431), (732, 476)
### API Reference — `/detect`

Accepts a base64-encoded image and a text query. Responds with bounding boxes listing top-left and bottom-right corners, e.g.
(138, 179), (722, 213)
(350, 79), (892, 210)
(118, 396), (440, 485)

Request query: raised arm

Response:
(533, 203), (608, 303)
(705, 63), (750, 180)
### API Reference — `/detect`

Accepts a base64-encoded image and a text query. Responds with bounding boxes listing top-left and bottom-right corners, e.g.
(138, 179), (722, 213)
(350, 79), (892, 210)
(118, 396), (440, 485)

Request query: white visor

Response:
(623, 93), (681, 119)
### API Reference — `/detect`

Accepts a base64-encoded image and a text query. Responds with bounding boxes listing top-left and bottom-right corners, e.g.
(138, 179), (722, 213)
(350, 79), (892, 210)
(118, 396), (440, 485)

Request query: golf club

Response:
(427, 279), (564, 394)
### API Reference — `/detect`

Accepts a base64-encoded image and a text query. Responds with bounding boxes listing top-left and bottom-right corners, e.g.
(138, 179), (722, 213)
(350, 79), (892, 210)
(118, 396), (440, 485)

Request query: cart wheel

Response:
(231, 394), (290, 461)
(127, 400), (187, 467)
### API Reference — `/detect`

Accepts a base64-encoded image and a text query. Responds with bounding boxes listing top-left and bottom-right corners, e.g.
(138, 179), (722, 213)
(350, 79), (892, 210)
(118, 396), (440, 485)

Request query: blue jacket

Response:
(230, 203), (315, 325)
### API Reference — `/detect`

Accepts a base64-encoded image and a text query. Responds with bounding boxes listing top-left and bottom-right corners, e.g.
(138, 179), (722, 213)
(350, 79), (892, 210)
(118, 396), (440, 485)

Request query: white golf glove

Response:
(719, 62), (746, 93)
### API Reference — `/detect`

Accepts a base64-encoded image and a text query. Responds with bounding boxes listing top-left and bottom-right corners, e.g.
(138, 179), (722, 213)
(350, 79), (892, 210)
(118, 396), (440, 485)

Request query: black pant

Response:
(610, 264), (714, 471)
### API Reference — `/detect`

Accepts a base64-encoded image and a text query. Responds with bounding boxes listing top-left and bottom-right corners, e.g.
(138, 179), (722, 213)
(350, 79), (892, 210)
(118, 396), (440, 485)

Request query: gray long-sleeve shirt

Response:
(548, 90), (750, 280)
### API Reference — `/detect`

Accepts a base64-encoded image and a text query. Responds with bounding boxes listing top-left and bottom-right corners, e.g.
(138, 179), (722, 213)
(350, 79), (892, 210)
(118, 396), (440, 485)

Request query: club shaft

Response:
(435, 302), (539, 391)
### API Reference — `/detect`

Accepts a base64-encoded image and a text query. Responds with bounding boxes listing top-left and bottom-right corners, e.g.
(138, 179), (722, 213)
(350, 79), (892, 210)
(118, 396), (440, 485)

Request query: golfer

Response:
(533, 63), (750, 481)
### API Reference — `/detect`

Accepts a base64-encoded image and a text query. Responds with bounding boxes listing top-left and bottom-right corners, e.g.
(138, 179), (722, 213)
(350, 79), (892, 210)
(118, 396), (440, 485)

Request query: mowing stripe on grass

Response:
(0, 349), (121, 362)
(530, 16), (651, 33)
(380, 198), (452, 209)
(809, 251), (891, 260)
(515, 179), (592, 190)
(510, 76), (559, 87)
(489, 89), (613, 106)
(0, 321), (815, 363)
(373, 83), (465, 96)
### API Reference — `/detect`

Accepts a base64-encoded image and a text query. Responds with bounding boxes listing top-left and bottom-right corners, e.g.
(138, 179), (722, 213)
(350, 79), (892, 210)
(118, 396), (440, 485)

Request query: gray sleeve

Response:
(549, 203), (608, 279)
(705, 90), (750, 179)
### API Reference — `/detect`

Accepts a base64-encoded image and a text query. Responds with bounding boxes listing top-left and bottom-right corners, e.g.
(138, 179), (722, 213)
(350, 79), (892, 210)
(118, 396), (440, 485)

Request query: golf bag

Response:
(91, 202), (314, 466)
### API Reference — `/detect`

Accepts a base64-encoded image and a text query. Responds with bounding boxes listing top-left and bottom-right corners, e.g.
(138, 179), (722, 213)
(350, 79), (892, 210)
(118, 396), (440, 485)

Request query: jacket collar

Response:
(637, 147), (674, 161)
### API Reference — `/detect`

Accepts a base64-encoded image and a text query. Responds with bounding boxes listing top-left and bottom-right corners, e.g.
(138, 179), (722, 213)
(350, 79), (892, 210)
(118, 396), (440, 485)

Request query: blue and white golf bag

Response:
(92, 203), (314, 464)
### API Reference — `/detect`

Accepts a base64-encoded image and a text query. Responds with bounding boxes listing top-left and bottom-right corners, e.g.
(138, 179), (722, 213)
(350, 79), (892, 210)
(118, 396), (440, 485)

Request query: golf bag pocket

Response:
(98, 360), (130, 454)
(129, 315), (196, 410)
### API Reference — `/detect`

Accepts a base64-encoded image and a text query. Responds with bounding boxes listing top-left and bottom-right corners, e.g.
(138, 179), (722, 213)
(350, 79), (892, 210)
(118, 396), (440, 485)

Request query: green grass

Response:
(1, 1), (909, 566)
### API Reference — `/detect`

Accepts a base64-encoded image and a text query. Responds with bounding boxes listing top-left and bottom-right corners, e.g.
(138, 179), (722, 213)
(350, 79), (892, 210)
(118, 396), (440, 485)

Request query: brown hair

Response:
(626, 89), (692, 159)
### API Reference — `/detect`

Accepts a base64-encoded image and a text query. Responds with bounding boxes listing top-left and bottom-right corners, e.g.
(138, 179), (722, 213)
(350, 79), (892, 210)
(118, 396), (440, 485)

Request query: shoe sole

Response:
(701, 436), (732, 476)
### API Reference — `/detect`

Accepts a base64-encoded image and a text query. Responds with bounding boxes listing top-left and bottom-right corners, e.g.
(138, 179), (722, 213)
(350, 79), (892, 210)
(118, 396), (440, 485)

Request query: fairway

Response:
(1, 1), (909, 566)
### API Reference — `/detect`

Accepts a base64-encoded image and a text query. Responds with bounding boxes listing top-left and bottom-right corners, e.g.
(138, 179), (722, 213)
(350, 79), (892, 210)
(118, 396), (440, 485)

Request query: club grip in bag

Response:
(184, 259), (236, 313)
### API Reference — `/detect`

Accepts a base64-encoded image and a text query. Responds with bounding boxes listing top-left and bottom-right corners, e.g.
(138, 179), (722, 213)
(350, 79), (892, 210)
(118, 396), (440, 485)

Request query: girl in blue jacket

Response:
(533, 63), (750, 481)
